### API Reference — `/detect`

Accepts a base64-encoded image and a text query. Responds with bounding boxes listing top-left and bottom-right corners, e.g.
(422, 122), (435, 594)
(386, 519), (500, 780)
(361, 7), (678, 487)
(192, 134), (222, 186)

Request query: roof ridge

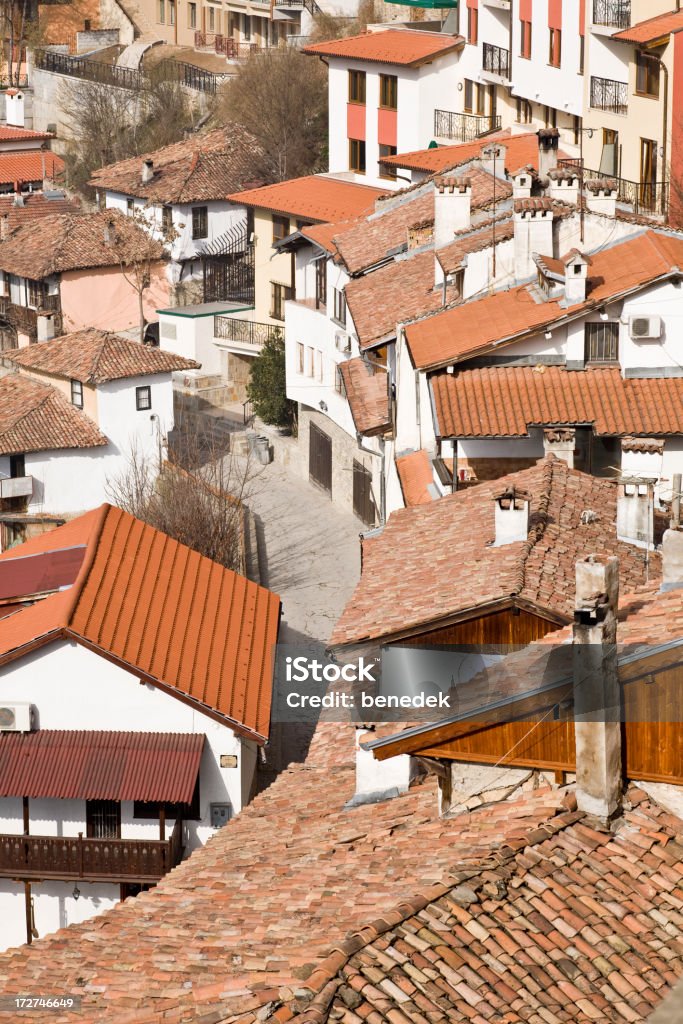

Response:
(87, 329), (111, 384)
(0, 374), (48, 442)
(514, 456), (557, 597)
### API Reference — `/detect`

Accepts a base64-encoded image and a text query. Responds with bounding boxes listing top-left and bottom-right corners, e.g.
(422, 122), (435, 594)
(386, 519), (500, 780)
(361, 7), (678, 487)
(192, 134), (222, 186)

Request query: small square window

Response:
(71, 379), (83, 409)
(210, 803), (232, 828)
(136, 385), (152, 411)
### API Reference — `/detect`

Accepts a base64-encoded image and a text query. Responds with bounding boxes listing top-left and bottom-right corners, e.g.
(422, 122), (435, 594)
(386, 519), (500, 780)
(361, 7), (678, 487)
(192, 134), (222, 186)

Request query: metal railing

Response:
(35, 49), (224, 94)
(274, 0), (321, 14)
(558, 158), (669, 217)
(482, 42), (510, 80)
(592, 0), (631, 29)
(243, 400), (254, 425)
(214, 316), (283, 346)
(590, 75), (628, 114)
(433, 109), (502, 142)
(0, 820), (183, 884)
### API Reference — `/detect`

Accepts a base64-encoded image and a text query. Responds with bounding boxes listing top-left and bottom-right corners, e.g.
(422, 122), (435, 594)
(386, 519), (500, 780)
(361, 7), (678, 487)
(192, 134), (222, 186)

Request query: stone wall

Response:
(76, 30), (121, 53)
(30, 67), (141, 142)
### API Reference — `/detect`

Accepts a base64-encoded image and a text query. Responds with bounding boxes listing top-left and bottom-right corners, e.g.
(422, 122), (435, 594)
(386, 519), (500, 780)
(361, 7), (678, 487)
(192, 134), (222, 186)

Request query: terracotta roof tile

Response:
(382, 129), (568, 176)
(5, 329), (199, 382)
(0, 127), (52, 143)
(432, 365), (683, 438)
(331, 457), (657, 647)
(0, 192), (80, 228)
(0, 151), (64, 187)
(89, 126), (264, 202)
(396, 449), (434, 506)
(339, 357), (391, 435)
(613, 8), (683, 44)
(228, 175), (387, 223)
(0, 374), (108, 455)
(304, 29), (463, 67)
(436, 215), (515, 274)
(406, 230), (683, 369)
(0, 505), (281, 740)
(0, 210), (165, 280)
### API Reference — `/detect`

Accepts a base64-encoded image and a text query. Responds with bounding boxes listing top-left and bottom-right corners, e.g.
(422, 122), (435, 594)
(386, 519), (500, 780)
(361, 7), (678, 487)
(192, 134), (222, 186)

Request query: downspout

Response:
(356, 432), (386, 525)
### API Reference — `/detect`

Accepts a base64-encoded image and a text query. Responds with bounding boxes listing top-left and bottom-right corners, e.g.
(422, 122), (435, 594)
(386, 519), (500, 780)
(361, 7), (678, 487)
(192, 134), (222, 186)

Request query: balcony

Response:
(592, 0), (630, 29)
(590, 76), (628, 115)
(0, 295), (62, 338)
(558, 158), (669, 217)
(214, 316), (284, 349)
(482, 43), (510, 82)
(0, 820), (183, 884)
(0, 476), (33, 500)
(434, 110), (502, 143)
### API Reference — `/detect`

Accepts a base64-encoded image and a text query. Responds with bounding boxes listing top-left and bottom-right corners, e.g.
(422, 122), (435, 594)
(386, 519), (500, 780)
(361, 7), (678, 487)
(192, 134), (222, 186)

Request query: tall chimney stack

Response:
(537, 128), (560, 181)
(573, 555), (622, 823)
(141, 159), (154, 185)
(433, 176), (472, 248)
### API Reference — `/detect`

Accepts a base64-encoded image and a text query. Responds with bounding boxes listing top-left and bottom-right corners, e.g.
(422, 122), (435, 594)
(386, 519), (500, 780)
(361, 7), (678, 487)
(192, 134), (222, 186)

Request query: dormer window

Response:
(71, 379), (83, 408)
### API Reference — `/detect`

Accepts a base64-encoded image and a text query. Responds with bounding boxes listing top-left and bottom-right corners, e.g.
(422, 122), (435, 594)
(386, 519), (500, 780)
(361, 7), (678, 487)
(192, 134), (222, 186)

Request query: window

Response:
(334, 365), (346, 396)
(464, 79), (473, 113)
(349, 138), (366, 174)
(136, 385), (152, 410)
(467, 6), (478, 44)
(188, 2), (196, 28)
(379, 74), (398, 110)
(134, 781), (200, 821)
(296, 342), (304, 374)
(306, 346), (315, 377)
(9, 453), (25, 479)
(379, 144), (397, 180)
(86, 800), (121, 839)
(348, 69), (366, 104)
(169, 0), (175, 25)
(476, 83), (486, 117)
(242, 14), (250, 41)
(158, 0), (165, 22)
(315, 259), (327, 309)
(579, 34), (585, 75)
(549, 27), (561, 68)
(316, 351), (323, 382)
(71, 379), (83, 409)
(520, 19), (532, 59)
(333, 287), (346, 326)
(208, 5), (215, 30)
(636, 52), (660, 98)
(272, 214), (290, 244)
(27, 279), (47, 308)
(573, 115), (580, 146)
(161, 206), (173, 237)
(516, 97), (532, 123)
(191, 205), (208, 239)
(127, 197), (135, 215)
(585, 322), (619, 364)
(544, 105), (557, 128)
(270, 282), (292, 321)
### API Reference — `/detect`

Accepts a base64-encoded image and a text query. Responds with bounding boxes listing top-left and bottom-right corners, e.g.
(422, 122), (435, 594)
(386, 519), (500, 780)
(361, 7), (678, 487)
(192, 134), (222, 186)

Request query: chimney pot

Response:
(543, 428), (575, 467)
(536, 128), (560, 180)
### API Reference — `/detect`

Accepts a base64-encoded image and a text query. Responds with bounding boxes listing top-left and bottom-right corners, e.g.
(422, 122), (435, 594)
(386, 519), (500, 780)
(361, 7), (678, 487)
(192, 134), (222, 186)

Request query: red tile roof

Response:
(436, 214), (515, 274)
(228, 175), (387, 223)
(0, 505), (281, 741)
(0, 374), (108, 456)
(0, 546), (85, 601)
(382, 129), (567, 175)
(432, 365), (683, 438)
(0, 731), (205, 803)
(88, 126), (264, 202)
(5, 329), (199, 383)
(406, 230), (683, 369)
(331, 456), (657, 647)
(0, 191), (80, 228)
(304, 29), (463, 67)
(0, 126), (53, 143)
(613, 8), (683, 44)
(338, 357), (391, 435)
(0, 151), (64, 187)
(396, 449), (435, 506)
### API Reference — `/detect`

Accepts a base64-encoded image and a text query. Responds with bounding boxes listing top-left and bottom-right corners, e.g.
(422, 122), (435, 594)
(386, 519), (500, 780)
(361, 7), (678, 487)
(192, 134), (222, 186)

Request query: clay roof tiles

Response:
(0, 126), (53, 142)
(381, 129), (568, 175)
(0, 505), (281, 741)
(303, 29), (464, 67)
(331, 456), (657, 647)
(396, 449), (435, 506)
(0, 374), (108, 456)
(613, 8), (683, 44)
(432, 365), (683, 438)
(0, 192), (80, 228)
(0, 151), (64, 187)
(338, 357), (391, 435)
(88, 125), (264, 202)
(228, 174), (387, 223)
(4, 328), (199, 383)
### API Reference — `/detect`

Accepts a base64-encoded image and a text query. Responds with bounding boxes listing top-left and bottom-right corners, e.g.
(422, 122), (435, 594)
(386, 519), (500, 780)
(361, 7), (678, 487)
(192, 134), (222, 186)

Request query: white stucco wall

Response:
(511, 0), (584, 117)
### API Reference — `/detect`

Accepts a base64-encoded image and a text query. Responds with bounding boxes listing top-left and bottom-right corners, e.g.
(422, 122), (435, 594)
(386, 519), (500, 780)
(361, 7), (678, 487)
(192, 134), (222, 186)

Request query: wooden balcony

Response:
(0, 820), (183, 884)
(0, 295), (62, 338)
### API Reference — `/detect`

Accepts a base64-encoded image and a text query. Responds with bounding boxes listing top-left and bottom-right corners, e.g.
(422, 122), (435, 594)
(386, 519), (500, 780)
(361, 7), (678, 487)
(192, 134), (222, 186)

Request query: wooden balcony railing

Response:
(434, 110), (502, 142)
(0, 296), (63, 337)
(0, 820), (183, 884)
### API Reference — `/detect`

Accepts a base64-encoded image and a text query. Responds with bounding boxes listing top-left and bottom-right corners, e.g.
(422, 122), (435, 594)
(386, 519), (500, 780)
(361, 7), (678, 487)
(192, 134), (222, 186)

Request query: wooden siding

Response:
(399, 606), (564, 649)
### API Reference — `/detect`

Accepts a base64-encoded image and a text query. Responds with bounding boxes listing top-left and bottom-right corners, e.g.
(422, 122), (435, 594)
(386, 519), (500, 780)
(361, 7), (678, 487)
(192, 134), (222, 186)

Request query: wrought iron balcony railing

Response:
(214, 316), (283, 346)
(558, 158), (669, 217)
(482, 42), (510, 80)
(590, 76), (628, 115)
(433, 110), (502, 142)
(592, 0), (631, 29)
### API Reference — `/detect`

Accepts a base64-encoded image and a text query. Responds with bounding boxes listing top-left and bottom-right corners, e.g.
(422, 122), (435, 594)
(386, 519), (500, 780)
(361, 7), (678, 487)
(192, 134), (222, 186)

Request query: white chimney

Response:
(616, 480), (654, 549)
(480, 143), (507, 180)
(563, 249), (591, 306)
(37, 313), (56, 342)
(547, 167), (580, 206)
(537, 128), (560, 180)
(543, 428), (575, 467)
(662, 528), (683, 592)
(573, 555), (622, 823)
(511, 167), (533, 199)
(0, 214), (10, 242)
(434, 176), (472, 248)
(141, 159), (154, 184)
(585, 179), (618, 218)
(5, 90), (25, 128)
(351, 726), (414, 806)
(514, 198), (554, 281)
(493, 487), (531, 546)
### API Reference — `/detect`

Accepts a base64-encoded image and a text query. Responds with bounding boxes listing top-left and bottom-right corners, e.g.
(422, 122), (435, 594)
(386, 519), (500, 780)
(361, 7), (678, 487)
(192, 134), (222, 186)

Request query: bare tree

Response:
(216, 46), (327, 181)
(104, 210), (168, 342)
(107, 419), (254, 573)
(0, 0), (34, 88)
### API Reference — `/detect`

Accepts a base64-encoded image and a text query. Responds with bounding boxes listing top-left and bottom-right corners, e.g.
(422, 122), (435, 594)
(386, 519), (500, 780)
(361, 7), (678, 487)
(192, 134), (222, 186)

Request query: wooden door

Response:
(353, 460), (376, 527)
(309, 423), (332, 495)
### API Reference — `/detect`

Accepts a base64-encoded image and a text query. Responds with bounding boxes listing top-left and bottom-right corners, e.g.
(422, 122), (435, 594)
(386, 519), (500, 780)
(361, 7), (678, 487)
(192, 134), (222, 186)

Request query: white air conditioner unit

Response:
(0, 703), (34, 732)
(629, 315), (662, 340)
(335, 331), (351, 353)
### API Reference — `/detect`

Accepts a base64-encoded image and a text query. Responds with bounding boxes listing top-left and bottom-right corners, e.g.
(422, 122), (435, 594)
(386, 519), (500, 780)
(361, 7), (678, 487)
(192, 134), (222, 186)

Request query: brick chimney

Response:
(514, 197), (554, 281)
(434, 176), (472, 248)
(543, 428), (575, 467)
(492, 487), (531, 546)
(616, 480), (654, 549)
(573, 555), (622, 822)
(585, 179), (618, 218)
(141, 158), (154, 184)
(537, 128), (560, 180)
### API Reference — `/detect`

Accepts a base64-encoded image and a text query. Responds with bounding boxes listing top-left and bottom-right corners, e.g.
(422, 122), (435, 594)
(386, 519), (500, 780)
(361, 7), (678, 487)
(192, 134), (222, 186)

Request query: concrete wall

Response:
(31, 68), (141, 142)
(60, 263), (172, 335)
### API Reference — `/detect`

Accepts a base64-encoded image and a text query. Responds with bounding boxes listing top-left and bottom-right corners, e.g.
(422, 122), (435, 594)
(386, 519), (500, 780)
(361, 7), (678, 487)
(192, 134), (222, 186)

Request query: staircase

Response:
(113, 0), (160, 43)
(117, 38), (162, 69)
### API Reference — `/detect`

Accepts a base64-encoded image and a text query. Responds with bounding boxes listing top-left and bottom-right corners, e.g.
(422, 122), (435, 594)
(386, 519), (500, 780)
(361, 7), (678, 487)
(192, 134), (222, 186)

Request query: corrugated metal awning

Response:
(0, 731), (205, 803)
